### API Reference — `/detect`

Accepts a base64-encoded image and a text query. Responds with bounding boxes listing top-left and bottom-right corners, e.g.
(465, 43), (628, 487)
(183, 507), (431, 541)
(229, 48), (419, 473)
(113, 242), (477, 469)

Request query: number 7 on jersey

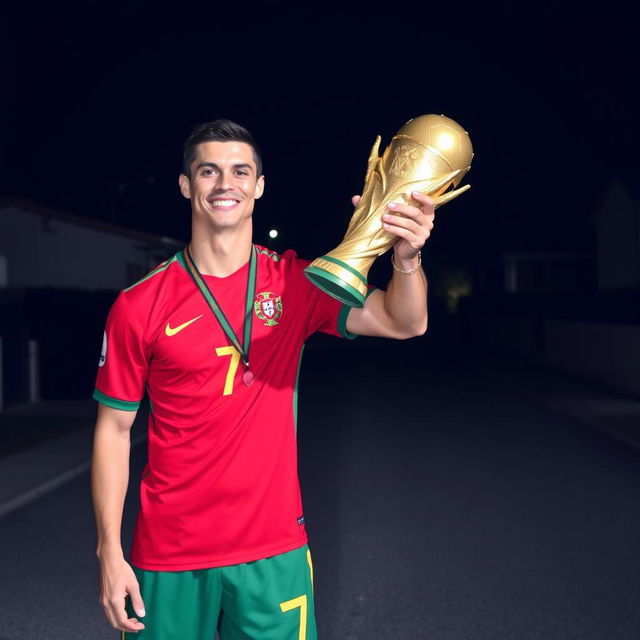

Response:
(215, 346), (240, 396)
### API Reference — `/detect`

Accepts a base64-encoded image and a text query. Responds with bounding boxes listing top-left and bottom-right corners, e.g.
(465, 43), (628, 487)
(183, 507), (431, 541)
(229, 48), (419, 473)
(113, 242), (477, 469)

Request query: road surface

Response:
(1, 337), (639, 639)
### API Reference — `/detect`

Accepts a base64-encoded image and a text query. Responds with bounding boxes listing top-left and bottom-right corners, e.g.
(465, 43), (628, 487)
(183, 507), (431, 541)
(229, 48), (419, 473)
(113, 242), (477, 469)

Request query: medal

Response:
(183, 245), (257, 387)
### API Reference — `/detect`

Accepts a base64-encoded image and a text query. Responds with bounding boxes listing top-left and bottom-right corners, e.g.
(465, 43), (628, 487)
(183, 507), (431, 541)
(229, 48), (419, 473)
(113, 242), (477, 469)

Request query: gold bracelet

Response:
(391, 252), (422, 275)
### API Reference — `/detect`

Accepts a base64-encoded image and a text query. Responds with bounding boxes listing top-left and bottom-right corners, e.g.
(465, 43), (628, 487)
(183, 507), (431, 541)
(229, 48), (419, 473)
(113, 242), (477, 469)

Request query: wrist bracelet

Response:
(391, 252), (422, 275)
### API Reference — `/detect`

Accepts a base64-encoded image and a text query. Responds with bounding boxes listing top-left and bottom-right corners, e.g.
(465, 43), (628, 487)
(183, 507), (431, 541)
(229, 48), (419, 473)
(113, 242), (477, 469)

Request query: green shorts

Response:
(123, 544), (316, 640)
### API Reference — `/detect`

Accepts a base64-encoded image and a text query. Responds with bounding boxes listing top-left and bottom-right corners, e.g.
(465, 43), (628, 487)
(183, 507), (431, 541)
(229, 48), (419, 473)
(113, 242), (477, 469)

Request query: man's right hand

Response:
(98, 551), (146, 633)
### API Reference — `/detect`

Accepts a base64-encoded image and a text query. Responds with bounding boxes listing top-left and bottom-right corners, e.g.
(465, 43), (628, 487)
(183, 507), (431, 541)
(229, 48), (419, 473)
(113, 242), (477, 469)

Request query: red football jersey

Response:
(94, 246), (355, 571)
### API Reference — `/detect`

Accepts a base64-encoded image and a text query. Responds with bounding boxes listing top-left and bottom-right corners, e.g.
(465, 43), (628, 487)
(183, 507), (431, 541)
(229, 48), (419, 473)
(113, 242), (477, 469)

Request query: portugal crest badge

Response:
(254, 292), (283, 326)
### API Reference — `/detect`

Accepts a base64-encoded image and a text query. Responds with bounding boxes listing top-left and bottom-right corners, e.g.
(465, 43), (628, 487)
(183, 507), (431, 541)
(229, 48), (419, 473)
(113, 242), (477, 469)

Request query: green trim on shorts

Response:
(124, 545), (316, 640)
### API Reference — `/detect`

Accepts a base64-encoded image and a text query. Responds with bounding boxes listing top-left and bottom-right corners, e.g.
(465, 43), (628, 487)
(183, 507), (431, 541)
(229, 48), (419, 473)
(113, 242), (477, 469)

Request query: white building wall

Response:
(0, 206), (175, 290)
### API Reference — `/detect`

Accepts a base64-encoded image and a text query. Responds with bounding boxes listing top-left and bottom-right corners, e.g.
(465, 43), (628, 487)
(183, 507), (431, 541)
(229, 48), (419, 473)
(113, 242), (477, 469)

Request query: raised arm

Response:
(91, 403), (146, 633)
(346, 191), (433, 339)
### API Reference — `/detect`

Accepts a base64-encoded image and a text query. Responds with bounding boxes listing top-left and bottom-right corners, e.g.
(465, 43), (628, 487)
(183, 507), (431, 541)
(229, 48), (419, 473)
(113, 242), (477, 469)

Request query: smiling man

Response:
(92, 119), (433, 639)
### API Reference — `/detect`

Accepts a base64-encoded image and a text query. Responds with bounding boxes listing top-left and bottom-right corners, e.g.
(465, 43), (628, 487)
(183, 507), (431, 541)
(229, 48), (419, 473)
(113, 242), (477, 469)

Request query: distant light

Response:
(269, 229), (278, 239)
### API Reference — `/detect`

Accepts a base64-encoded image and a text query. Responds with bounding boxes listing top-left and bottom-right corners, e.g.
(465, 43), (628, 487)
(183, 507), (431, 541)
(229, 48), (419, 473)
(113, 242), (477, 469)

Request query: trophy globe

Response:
(305, 114), (474, 307)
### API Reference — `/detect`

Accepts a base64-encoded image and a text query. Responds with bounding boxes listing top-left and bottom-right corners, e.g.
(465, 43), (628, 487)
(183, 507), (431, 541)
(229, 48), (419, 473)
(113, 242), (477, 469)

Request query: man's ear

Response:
(178, 174), (191, 199)
(254, 175), (265, 200)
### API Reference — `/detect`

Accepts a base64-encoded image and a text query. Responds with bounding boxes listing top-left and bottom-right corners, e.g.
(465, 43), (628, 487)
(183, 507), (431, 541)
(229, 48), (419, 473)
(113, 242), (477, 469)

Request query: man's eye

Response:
(236, 170), (249, 176)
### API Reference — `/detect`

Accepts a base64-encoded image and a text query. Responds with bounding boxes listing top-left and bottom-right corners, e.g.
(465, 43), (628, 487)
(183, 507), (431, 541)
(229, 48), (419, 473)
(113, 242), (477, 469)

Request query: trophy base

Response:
(304, 256), (368, 308)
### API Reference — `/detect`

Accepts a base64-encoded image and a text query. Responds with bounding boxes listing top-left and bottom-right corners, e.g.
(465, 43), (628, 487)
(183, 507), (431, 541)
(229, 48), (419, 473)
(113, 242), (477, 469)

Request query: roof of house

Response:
(0, 197), (182, 248)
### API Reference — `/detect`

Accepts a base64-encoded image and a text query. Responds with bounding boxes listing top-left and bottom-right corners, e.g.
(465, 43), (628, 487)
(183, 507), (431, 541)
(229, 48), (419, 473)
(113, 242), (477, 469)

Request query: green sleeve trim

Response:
(338, 305), (358, 340)
(93, 388), (140, 411)
(336, 286), (378, 339)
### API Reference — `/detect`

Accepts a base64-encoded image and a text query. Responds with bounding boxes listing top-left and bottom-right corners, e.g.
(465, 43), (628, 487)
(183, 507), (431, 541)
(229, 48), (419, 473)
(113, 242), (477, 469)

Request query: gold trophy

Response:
(304, 114), (474, 307)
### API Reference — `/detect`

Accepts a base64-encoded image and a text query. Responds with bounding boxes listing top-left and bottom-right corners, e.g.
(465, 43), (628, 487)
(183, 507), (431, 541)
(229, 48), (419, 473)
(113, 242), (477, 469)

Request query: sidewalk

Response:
(468, 347), (640, 452)
(0, 398), (97, 458)
(1, 356), (639, 518)
(0, 399), (146, 517)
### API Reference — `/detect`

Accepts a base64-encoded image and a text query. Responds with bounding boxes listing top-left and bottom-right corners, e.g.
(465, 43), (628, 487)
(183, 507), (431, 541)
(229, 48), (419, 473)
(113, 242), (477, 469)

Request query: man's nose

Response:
(215, 171), (232, 190)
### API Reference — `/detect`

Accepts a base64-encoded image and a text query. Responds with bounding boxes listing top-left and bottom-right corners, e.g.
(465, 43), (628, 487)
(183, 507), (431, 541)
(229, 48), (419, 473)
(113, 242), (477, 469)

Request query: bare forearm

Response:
(91, 414), (133, 557)
(383, 253), (428, 336)
(91, 406), (146, 632)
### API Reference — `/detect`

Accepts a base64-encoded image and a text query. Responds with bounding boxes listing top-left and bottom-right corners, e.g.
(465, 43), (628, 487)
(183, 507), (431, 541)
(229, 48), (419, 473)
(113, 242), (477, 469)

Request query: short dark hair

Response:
(182, 119), (262, 178)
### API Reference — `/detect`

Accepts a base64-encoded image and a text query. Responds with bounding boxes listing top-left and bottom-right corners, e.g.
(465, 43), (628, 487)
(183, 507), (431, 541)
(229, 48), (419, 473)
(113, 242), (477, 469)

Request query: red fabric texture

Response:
(95, 247), (346, 570)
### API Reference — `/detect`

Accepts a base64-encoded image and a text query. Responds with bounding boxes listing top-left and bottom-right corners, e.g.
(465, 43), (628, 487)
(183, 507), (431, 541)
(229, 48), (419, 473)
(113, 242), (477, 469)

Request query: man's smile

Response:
(208, 197), (241, 210)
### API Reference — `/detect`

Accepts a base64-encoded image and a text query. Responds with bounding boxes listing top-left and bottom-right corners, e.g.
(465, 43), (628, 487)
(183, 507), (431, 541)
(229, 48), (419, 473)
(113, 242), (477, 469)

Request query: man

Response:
(92, 119), (433, 639)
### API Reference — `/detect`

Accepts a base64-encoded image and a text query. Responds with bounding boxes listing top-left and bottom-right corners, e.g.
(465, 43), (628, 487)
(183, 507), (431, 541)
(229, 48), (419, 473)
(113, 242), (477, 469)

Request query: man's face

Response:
(179, 141), (264, 231)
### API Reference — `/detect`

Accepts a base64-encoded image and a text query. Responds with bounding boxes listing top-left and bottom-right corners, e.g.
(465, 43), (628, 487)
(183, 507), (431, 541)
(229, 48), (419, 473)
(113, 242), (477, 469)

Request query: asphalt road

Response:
(1, 337), (640, 639)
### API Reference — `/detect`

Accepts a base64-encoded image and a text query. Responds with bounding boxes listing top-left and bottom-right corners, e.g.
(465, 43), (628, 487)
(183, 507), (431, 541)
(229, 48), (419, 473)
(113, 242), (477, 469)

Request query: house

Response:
(0, 198), (182, 409)
(0, 198), (182, 291)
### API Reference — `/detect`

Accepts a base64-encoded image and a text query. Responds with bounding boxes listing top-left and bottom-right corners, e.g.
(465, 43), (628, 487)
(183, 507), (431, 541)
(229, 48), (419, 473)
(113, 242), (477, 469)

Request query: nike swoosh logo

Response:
(165, 315), (203, 336)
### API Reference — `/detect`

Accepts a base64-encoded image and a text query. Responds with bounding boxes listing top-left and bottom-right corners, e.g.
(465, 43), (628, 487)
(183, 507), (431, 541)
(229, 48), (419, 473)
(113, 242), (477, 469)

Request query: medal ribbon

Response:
(182, 245), (257, 370)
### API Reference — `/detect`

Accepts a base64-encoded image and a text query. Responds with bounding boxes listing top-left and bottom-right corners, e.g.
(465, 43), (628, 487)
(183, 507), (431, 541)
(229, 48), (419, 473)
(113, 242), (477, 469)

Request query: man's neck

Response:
(189, 228), (253, 277)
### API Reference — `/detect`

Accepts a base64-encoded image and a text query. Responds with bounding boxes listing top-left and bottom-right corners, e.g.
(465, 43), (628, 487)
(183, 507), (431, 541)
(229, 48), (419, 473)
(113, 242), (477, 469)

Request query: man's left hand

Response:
(383, 191), (435, 263)
(351, 191), (435, 265)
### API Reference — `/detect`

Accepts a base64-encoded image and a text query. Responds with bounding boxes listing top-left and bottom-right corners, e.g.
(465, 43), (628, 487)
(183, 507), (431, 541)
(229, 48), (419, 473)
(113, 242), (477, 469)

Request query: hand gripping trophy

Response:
(304, 114), (474, 307)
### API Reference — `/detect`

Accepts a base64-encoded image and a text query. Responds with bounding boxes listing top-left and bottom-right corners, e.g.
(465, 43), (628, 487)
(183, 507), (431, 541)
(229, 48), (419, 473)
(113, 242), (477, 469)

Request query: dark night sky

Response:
(2, 0), (638, 268)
